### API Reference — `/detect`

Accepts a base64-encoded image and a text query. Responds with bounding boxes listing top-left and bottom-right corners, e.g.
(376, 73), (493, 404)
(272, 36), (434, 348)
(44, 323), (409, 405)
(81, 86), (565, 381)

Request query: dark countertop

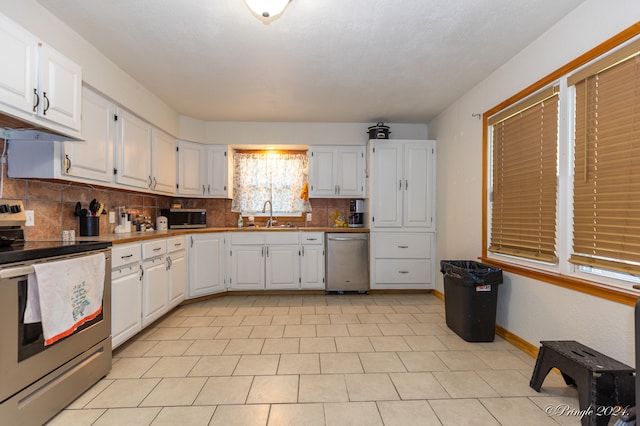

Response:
(0, 240), (112, 265)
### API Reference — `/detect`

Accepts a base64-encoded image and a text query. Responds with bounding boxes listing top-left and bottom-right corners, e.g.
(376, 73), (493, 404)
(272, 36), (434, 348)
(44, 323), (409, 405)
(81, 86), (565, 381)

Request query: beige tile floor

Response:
(48, 293), (588, 425)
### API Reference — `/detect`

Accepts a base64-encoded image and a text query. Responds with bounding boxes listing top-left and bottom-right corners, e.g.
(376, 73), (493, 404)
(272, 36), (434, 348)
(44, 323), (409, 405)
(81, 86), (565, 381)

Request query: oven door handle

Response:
(0, 265), (35, 279)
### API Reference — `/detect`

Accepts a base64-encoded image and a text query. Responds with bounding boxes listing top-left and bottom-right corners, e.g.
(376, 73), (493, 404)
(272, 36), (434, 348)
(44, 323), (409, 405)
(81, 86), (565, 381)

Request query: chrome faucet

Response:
(262, 200), (273, 227)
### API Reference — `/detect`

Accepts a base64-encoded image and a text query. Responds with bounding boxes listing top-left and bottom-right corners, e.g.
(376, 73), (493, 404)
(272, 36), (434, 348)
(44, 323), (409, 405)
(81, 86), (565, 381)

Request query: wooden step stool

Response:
(530, 340), (635, 426)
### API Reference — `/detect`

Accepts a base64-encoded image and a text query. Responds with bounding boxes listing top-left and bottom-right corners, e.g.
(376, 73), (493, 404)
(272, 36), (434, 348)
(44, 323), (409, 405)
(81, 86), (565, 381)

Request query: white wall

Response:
(179, 119), (428, 146)
(429, 0), (640, 365)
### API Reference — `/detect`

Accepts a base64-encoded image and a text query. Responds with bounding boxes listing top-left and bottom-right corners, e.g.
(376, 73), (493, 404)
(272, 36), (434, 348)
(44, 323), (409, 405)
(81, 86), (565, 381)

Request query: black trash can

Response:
(440, 260), (503, 342)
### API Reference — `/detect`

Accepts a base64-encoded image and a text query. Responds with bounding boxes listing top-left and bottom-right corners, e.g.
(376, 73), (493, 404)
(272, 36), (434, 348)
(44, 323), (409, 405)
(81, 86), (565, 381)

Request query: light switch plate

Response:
(25, 210), (34, 226)
(109, 211), (116, 223)
(306, 213), (312, 221)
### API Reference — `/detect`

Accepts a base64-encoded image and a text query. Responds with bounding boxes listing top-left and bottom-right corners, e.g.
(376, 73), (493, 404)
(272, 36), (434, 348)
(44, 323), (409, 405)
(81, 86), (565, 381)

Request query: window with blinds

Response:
(488, 87), (559, 263)
(569, 40), (640, 274)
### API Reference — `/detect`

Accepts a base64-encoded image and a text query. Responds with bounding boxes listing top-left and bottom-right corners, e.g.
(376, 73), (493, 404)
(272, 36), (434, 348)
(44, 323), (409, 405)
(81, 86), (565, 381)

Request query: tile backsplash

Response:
(1, 168), (352, 239)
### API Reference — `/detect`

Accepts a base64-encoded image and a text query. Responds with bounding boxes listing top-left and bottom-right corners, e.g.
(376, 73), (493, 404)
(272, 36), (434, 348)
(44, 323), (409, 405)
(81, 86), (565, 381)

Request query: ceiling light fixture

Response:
(244, 0), (291, 24)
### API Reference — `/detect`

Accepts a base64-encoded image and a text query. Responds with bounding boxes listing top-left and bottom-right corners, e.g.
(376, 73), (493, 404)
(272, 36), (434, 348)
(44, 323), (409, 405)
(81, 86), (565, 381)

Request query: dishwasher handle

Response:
(327, 235), (368, 241)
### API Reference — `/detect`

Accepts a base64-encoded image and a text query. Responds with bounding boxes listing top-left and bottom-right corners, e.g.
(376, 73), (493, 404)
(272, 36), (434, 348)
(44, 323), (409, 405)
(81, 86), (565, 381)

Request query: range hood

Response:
(0, 112), (82, 142)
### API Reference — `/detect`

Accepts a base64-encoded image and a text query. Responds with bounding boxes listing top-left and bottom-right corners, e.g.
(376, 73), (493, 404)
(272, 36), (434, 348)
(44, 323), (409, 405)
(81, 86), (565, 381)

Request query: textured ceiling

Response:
(37, 0), (585, 123)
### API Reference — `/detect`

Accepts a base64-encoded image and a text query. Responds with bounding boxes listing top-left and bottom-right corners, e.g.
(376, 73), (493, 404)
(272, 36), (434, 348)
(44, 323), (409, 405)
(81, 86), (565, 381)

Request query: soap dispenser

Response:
(237, 215), (243, 228)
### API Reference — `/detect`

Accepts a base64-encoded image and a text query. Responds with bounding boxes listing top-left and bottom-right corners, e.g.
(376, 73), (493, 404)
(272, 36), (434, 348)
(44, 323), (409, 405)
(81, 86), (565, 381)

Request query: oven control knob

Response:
(0, 204), (9, 213)
(10, 204), (21, 213)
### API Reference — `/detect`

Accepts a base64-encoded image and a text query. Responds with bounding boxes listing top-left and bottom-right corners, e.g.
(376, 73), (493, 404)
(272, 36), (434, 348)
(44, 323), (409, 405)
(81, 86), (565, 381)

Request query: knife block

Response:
(79, 216), (100, 237)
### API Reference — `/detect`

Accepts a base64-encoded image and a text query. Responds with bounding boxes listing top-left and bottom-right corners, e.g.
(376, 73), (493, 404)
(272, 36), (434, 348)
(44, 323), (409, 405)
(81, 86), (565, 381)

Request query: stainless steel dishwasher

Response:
(325, 233), (369, 292)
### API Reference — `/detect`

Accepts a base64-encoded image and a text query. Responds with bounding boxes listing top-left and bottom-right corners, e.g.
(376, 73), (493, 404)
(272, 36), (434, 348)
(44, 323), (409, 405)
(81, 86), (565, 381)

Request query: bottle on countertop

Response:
(238, 215), (243, 228)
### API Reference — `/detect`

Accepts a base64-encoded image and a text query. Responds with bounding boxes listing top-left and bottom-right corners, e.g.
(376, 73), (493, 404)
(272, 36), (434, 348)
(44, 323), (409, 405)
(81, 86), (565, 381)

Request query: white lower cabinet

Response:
(230, 232), (301, 290)
(187, 233), (226, 297)
(141, 239), (169, 327)
(300, 232), (325, 289)
(370, 232), (435, 290)
(167, 236), (186, 308)
(111, 243), (142, 349)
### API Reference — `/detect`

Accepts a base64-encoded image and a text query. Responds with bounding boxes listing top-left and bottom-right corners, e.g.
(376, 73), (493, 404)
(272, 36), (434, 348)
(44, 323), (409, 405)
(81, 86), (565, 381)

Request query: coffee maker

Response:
(349, 199), (365, 228)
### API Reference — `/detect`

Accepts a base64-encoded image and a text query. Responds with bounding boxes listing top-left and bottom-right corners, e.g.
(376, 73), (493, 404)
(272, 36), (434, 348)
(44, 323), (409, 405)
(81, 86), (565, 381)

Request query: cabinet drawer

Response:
(166, 236), (186, 252)
(265, 232), (299, 245)
(112, 243), (141, 269)
(142, 239), (167, 259)
(300, 232), (323, 245)
(231, 232), (265, 245)
(374, 233), (431, 259)
(375, 259), (431, 284)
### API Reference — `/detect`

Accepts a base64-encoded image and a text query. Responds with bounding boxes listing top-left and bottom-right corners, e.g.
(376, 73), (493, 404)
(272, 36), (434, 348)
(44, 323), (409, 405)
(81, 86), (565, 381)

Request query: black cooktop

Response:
(0, 240), (112, 265)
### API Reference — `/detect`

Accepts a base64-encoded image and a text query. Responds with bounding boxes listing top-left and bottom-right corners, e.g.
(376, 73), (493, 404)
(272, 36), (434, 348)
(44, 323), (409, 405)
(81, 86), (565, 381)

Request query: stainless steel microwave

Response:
(160, 208), (207, 229)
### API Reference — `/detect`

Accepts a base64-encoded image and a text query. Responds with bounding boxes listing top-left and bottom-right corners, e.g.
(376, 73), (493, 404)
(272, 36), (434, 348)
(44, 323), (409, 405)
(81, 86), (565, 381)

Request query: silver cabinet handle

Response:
(398, 270), (409, 274)
(121, 254), (134, 259)
(153, 247), (162, 251)
(405, 180), (408, 190)
(64, 155), (71, 173)
(153, 177), (157, 189)
(148, 176), (153, 188)
(191, 236), (194, 247)
(398, 245), (409, 249)
(399, 180), (402, 190)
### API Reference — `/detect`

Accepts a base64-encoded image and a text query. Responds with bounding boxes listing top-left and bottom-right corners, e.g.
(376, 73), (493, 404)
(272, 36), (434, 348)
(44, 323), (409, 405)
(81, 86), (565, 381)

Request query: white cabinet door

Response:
(0, 14), (82, 137)
(205, 145), (230, 197)
(230, 245), (264, 290)
(370, 143), (403, 227)
(0, 13), (37, 115)
(188, 233), (226, 297)
(168, 250), (186, 308)
(301, 244), (325, 289)
(116, 109), (152, 190)
(265, 245), (300, 290)
(309, 146), (365, 198)
(63, 88), (115, 183)
(39, 44), (82, 131)
(370, 140), (435, 230)
(177, 140), (205, 196)
(151, 128), (177, 194)
(403, 143), (434, 228)
(309, 148), (336, 197)
(336, 146), (365, 196)
(141, 256), (169, 327)
(111, 264), (142, 349)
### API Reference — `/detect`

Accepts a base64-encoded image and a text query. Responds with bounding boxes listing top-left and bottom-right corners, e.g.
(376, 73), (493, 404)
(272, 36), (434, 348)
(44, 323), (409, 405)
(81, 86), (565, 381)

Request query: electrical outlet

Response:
(109, 211), (116, 224)
(25, 210), (34, 227)
(306, 213), (312, 222)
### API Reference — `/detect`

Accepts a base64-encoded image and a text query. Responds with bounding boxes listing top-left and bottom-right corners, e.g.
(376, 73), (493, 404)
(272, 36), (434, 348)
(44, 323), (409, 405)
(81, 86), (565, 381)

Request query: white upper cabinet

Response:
(63, 87), (115, 183)
(151, 128), (177, 194)
(369, 140), (435, 229)
(0, 13), (81, 137)
(38, 45), (82, 131)
(205, 145), (231, 198)
(116, 110), (176, 194)
(308, 146), (365, 198)
(177, 140), (205, 196)
(116, 109), (153, 190)
(177, 141), (231, 198)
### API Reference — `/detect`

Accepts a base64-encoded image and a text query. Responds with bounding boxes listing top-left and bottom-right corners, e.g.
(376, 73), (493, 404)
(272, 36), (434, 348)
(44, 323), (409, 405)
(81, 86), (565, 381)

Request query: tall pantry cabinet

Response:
(368, 140), (436, 289)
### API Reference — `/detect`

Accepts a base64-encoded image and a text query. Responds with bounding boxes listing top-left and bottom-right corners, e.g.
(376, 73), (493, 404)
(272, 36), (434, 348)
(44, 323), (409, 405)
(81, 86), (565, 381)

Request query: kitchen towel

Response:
(25, 252), (105, 346)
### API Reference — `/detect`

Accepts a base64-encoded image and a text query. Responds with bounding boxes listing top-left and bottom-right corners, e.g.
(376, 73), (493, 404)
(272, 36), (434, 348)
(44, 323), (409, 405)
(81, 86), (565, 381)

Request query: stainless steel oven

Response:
(0, 246), (112, 425)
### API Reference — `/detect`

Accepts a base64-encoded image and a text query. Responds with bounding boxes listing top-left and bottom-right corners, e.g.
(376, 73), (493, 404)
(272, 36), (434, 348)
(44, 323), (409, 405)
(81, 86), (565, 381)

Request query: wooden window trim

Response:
(481, 22), (640, 306)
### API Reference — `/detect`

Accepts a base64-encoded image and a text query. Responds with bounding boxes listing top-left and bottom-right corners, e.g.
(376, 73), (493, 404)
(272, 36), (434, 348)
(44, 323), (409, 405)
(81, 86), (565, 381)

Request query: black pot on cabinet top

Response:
(367, 122), (390, 139)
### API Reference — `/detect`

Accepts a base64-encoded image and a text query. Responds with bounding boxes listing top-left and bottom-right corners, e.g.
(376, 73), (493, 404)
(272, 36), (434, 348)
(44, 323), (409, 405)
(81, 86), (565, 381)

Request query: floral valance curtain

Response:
(231, 152), (308, 214)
